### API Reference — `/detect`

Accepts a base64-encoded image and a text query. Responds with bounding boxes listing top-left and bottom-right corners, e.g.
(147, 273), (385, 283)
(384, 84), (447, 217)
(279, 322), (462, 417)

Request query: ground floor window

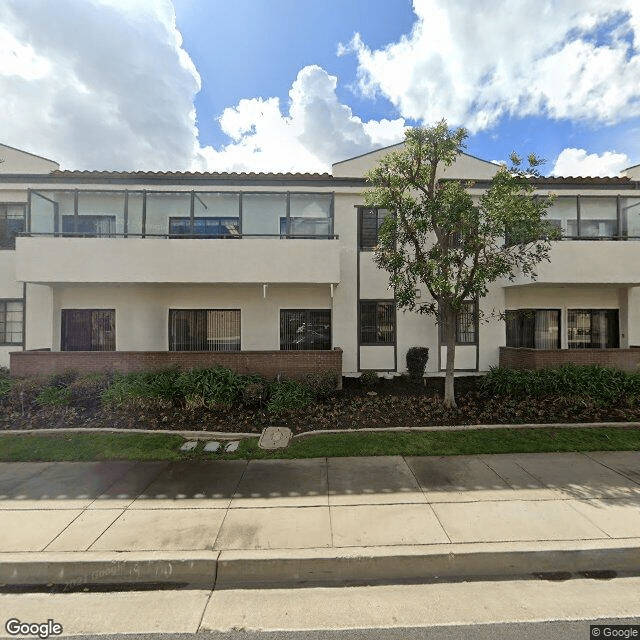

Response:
(61, 309), (115, 351)
(505, 309), (560, 349)
(360, 301), (395, 345)
(439, 300), (478, 345)
(169, 309), (241, 351)
(0, 299), (24, 345)
(280, 309), (331, 350)
(567, 309), (619, 349)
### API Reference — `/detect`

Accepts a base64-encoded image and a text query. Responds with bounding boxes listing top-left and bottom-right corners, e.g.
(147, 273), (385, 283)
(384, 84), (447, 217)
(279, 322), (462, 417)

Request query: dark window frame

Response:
(359, 300), (396, 346)
(439, 300), (479, 346)
(61, 214), (116, 238)
(0, 203), (26, 250)
(567, 309), (619, 349)
(61, 309), (115, 352)
(280, 309), (332, 351)
(168, 216), (240, 238)
(168, 309), (241, 352)
(505, 309), (561, 349)
(0, 298), (24, 346)
(359, 207), (389, 251)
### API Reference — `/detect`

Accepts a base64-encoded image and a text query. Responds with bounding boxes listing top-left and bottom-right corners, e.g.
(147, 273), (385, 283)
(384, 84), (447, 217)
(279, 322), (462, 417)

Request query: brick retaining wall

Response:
(499, 347), (640, 372)
(10, 349), (343, 385)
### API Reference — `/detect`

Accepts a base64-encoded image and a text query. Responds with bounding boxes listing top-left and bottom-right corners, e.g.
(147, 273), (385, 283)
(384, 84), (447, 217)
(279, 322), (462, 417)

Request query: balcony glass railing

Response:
(27, 190), (336, 239)
(545, 196), (640, 240)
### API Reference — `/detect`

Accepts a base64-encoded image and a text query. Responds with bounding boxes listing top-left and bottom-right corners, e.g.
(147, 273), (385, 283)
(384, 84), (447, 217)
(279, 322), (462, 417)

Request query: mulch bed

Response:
(1, 375), (638, 434)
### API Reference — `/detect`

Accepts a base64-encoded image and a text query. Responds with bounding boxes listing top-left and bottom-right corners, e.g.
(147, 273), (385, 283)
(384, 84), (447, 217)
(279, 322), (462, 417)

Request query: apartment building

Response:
(2, 141), (640, 378)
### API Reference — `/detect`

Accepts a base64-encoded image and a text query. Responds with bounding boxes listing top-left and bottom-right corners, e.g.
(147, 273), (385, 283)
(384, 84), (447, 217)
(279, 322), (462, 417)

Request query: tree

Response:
(364, 120), (558, 408)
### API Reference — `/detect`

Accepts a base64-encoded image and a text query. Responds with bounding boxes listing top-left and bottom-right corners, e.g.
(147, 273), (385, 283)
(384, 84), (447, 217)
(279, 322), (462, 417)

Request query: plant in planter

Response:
(406, 347), (429, 382)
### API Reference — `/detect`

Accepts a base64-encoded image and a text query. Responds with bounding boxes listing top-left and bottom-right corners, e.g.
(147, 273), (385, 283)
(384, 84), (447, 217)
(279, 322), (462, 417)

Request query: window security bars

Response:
(280, 310), (331, 350)
(360, 301), (395, 345)
(0, 300), (24, 345)
(505, 309), (560, 349)
(169, 310), (241, 351)
(439, 301), (478, 345)
(61, 309), (115, 351)
(567, 309), (619, 349)
(0, 204), (26, 250)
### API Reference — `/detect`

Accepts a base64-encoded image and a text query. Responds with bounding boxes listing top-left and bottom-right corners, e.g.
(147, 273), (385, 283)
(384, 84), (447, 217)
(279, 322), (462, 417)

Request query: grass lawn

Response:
(0, 426), (639, 462)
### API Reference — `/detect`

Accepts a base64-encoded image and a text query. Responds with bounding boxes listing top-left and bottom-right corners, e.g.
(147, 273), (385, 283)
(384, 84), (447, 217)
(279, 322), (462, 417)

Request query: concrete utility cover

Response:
(225, 441), (240, 453)
(204, 441), (221, 452)
(180, 441), (197, 452)
(259, 427), (292, 450)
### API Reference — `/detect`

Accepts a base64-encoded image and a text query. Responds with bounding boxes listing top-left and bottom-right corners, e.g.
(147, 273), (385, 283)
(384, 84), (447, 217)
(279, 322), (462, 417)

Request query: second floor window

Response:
(62, 215), (116, 237)
(0, 204), (26, 249)
(169, 217), (240, 238)
(359, 207), (389, 250)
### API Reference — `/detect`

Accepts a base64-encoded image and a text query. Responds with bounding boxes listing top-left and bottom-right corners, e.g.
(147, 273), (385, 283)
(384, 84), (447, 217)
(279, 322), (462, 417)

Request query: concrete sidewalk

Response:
(0, 451), (639, 589)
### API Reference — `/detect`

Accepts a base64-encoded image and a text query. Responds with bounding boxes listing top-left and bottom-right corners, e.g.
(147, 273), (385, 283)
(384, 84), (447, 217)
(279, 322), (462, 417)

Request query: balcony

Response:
(504, 240), (640, 286)
(15, 236), (340, 284)
(18, 188), (339, 284)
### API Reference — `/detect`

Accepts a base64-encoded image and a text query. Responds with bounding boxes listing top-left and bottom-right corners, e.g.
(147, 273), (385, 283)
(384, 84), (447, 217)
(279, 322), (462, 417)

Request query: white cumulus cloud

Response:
(196, 65), (406, 173)
(0, 0), (203, 171)
(552, 148), (631, 177)
(342, 0), (640, 132)
(0, 2), (405, 172)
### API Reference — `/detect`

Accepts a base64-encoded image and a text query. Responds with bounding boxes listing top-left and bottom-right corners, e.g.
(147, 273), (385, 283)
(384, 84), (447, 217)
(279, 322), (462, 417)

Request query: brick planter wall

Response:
(10, 349), (343, 387)
(499, 347), (640, 373)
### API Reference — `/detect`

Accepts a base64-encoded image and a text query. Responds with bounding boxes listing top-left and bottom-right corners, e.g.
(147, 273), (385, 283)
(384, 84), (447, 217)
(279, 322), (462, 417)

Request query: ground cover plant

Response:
(0, 364), (639, 434)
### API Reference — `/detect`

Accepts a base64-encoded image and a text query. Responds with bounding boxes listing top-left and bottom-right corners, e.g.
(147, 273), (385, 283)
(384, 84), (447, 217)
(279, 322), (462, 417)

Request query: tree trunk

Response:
(443, 304), (457, 409)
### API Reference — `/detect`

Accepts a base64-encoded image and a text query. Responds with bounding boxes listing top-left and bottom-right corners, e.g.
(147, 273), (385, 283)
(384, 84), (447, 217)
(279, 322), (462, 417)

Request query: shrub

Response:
(359, 370), (378, 386)
(35, 386), (72, 406)
(68, 373), (111, 409)
(0, 366), (10, 378)
(0, 377), (17, 403)
(266, 378), (314, 413)
(481, 364), (636, 406)
(302, 371), (339, 399)
(242, 382), (265, 408)
(176, 367), (262, 407)
(49, 369), (80, 388)
(406, 347), (429, 380)
(5, 377), (50, 412)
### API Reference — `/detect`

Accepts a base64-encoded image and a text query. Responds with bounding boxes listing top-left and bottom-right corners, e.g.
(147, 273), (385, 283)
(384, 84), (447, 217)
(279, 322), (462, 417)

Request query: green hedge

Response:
(481, 364), (639, 406)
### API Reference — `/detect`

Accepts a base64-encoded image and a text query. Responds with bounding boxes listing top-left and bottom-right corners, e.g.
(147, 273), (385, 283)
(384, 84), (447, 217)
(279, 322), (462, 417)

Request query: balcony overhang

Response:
(15, 237), (341, 285)
(502, 241), (640, 287)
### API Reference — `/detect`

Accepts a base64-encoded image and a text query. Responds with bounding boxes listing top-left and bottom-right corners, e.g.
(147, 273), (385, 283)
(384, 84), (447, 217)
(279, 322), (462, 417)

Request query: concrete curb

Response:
(3, 539), (639, 590)
(0, 551), (219, 589)
(1, 422), (638, 441)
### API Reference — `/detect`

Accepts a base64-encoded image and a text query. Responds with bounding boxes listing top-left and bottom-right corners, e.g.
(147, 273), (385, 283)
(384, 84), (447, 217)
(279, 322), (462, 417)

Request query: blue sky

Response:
(1, 0), (640, 176)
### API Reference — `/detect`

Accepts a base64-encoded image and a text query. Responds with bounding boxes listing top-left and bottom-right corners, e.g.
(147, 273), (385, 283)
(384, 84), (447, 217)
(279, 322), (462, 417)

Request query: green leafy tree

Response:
(364, 120), (558, 408)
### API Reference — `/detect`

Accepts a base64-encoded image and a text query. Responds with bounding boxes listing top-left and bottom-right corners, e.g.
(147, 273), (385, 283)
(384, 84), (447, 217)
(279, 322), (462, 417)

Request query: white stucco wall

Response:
(504, 284), (627, 349)
(0, 144), (58, 174)
(46, 283), (333, 352)
(16, 237), (341, 285)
